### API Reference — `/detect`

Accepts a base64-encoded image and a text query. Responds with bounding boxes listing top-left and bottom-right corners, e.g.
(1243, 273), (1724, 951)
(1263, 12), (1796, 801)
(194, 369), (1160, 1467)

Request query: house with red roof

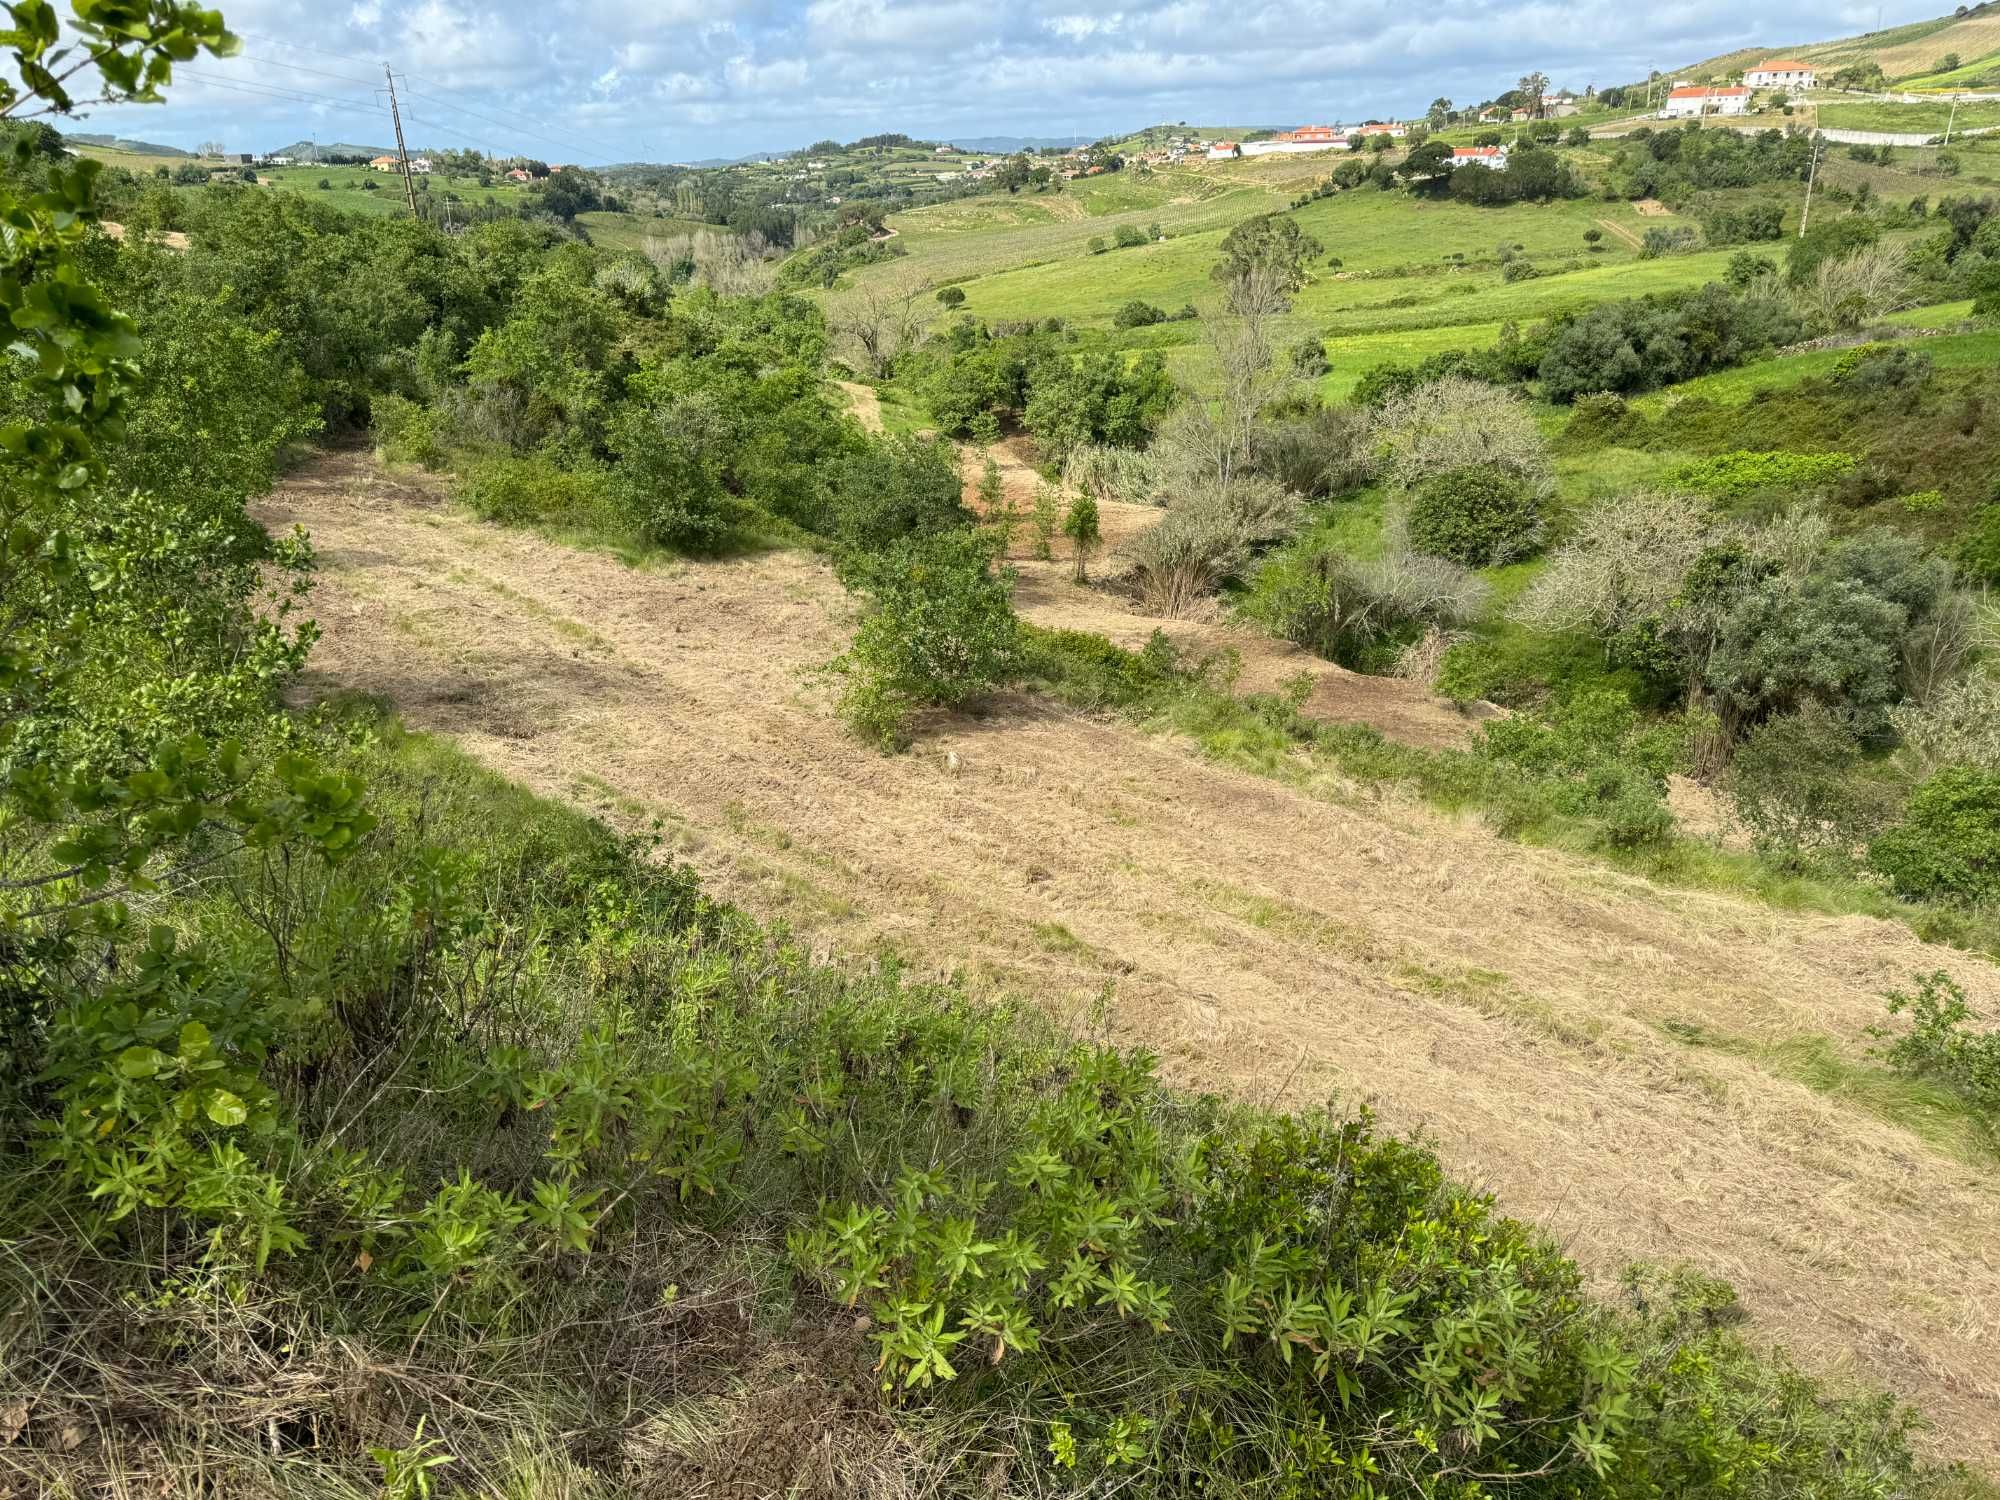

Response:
(1659, 84), (1749, 119)
(1452, 145), (1508, 169)
(1744, 59), (1817, 89)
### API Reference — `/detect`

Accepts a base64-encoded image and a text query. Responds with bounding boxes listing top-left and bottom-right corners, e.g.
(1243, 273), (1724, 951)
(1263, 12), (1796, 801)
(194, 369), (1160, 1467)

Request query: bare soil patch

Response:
(1594, 217), (1644, 251)
(1633, 198), (1671, 217)
(257, 448), (2000, 1463)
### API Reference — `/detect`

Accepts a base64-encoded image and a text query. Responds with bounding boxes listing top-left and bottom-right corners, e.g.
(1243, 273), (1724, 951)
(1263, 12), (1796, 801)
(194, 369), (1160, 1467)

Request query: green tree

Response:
(1212, 213), (1325, 293)
(836, 529), (1021, 748)
(1062, 494), (1101, 582)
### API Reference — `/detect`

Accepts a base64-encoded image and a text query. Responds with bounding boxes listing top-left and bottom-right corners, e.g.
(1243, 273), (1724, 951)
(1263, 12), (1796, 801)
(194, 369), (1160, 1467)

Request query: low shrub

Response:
(1961, 503), (2000, 584)
(1668, 449), (1857, 501)
(459, 453), (622, 534)
(1113, 298), (1167, 329)
(1063, 443), (1163, 505)
(1405, 464), (1544, 567)
(1122, 476), (1302, 617)
(1478, 689), (1681, 848)
(1871, 970), (2000, 1129)
(835, 528), (1021, 748)
(1245, 540), (1489, 670)
(1726, 705), (1893, 870)
(1870, 765), (2000, 906)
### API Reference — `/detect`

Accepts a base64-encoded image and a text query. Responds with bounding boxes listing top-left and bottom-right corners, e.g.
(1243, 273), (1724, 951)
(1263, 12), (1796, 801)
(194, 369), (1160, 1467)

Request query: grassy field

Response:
(1899, 47), (2000, 88)
(1816, 99), (2000, 133)
(574, 209), (722, 252)
(1628, 322), (2000, 408)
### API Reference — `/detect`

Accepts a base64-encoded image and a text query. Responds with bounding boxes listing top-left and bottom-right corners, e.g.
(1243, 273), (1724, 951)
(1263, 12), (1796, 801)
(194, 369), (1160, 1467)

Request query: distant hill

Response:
(1671, 1), (2000, 85)
(265, 140), (396, 161)
(63, 130), (189, 156)
(945, 135), (1093, 153)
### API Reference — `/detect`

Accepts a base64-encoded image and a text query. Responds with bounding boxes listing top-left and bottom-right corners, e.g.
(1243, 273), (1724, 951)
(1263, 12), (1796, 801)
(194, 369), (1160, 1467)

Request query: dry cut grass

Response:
(254, 447), (2000, 1464)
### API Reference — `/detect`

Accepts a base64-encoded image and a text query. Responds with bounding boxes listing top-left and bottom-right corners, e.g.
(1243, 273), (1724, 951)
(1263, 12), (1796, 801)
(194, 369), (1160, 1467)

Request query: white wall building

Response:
(1452, 145), (1508, 169)
(1659, 85), (1750, 118)
(1744, 60), (1817, 89)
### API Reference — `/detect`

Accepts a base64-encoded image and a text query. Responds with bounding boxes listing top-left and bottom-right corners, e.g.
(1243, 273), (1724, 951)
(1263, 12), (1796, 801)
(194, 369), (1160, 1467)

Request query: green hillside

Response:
(1673, 0), (2000, 85)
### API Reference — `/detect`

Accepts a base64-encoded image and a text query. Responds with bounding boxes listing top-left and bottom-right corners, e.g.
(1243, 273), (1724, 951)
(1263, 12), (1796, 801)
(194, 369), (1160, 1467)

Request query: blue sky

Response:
(70, 0), (1938, 163)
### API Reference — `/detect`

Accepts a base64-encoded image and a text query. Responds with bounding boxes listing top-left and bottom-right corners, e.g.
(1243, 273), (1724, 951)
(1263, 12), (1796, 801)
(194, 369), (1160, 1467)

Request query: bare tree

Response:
(834, 280), (925, 379)
(1513, 490), (1716, 643)
(1370, 376), (1551, 492)
(1154, 264), (1297, 493)
(1801, 241), (1916, 332)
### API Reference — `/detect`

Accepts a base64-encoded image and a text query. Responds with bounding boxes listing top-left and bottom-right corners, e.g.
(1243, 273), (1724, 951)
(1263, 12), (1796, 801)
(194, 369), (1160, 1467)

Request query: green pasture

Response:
(1816, 99), (2000, 133)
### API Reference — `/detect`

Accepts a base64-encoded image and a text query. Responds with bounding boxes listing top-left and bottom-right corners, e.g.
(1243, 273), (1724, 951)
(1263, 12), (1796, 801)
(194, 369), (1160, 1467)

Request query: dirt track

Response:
(257, 449), (2000, 1462)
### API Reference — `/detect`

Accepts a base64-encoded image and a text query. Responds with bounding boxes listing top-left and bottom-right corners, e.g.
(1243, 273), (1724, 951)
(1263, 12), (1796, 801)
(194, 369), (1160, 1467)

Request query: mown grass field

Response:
(1816, 99), (2000, 133)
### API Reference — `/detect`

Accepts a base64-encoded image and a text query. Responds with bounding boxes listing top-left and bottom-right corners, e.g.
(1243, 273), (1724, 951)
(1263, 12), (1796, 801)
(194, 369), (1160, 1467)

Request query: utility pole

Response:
(1799, 133), (1822, 236)
(384, 64), (420, 219)
(1944, 93), (1959, 145)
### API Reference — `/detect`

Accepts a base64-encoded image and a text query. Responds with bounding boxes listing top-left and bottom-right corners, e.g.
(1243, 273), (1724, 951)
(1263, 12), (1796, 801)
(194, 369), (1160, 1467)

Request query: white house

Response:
(1206, 141), (1241, 160)
(1659, 85), (1749, 118)
(408, 156), (432, 174)
(1452, 145), (1508, 169)
(1744, 59), (1817, 90)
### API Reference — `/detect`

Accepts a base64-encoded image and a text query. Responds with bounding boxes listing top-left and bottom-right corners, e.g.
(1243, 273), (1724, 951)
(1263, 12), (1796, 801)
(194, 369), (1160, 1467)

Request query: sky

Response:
(64, 0), (1937, 163)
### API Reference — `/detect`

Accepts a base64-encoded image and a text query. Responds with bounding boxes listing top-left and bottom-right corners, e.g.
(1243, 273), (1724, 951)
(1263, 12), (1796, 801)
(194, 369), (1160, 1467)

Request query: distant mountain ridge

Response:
(63, 131), (190, 156)
(265, 140), (397, 160)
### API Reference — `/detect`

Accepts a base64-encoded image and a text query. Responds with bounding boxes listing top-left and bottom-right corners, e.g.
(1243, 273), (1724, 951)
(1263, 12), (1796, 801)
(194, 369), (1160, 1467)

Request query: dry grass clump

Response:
(1121, 474), (1302, 617)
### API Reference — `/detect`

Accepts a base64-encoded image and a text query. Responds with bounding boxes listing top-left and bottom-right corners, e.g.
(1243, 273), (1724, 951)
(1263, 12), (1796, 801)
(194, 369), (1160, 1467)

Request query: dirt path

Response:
(1594, 217), (1644, 251)
(257, 450), (2000, 1462)
(834, 380), (883, 434)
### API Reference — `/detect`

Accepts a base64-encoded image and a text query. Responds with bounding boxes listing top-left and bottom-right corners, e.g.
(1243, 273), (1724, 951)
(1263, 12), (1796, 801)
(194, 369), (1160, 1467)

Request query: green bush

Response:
(1871, 971), (2000, 1129)
(1405, 464), (1544, 566)
(607, 392), (732, 550)
(1112, 298), (1166, 328)
(1478, 689), (1680, 848)
(817, 434), (969, 548)
(835, 528), (1021, 747)
(1961, 503), (2000, 584)
(460, 454), (621, 533)
(1501, 257), (1540, 282)
(1870, 765), (2000, 906)
(1726, 705), (1892, 870)
(1667, 449), (1857, 500)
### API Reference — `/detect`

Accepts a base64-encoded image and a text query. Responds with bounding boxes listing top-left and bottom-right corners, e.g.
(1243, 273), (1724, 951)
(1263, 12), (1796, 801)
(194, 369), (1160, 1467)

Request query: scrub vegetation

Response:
(7, 3), (2000, 1496)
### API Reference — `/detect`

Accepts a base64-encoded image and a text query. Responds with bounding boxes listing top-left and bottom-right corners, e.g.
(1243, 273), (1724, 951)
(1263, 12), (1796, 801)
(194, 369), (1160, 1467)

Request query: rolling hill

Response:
(1673, 1), (2000, 85)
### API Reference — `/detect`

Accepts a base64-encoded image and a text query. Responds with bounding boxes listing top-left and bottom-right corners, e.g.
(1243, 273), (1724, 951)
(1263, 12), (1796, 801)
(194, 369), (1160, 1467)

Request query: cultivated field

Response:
(257, 447), (2000, 1463)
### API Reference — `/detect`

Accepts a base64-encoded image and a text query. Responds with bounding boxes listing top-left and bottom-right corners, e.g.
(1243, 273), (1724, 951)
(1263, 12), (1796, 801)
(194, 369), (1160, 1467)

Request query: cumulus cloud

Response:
(74, 0), (1941, 162)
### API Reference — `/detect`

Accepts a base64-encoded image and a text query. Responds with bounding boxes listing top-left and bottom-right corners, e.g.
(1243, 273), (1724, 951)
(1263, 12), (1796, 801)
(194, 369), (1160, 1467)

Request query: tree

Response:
(834, 281), (924, 378)
(1940, 52), (1962, 71)
(1518, 71), (1550, 119)
(1397, 138), (1456, 193)
(994, 153), (1033, 193)
(1428, 96), (1454, 127)
(835, 529), (1021, 748)
(1062, 495), (1101, 581)
(1212, 213), (1324, 294)
(936, 285), (965, 308)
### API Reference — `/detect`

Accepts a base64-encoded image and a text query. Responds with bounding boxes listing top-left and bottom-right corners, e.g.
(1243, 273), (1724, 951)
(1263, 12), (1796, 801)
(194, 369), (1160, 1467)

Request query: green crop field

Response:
(1816, 99), (2000, 133)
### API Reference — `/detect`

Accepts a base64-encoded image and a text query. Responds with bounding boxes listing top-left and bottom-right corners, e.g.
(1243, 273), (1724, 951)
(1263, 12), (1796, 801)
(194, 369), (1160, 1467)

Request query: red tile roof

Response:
(1752, 59), (1813, 70)
(1453, 146), (1503, 157)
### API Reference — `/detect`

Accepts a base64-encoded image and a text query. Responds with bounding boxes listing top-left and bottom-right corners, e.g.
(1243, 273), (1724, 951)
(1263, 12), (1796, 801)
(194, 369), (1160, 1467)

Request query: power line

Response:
(179, 66), (384, 114)
(399, 76), (628, 164)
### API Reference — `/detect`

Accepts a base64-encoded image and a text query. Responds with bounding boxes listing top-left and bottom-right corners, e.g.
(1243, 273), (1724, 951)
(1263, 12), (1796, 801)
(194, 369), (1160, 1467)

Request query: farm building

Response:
(1659, 85), (1749, 118)
(1744, 59), (1817, 88)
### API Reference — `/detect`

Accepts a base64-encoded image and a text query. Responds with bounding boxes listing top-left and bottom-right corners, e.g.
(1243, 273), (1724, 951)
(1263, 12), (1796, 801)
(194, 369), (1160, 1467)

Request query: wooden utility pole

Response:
(1799, 134), (1822, 236)
(384, 64), (420, 219)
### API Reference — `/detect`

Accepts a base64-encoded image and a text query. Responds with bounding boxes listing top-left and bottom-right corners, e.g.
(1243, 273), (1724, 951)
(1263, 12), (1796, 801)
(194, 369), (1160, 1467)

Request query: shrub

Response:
(1869, 765), (2000, 906)
(1113, 222), (1148, 249)
(1123, 475), (1302, 617)
(1726, 704), (1891, 869)
(935, 285), (966, 308)
(460, 454), (621, 533)
(1113, 298), (1167, 329)
(835, 528), (1021, 748)
(1582, 227), (1603, 245)
(607, 392), (732, 550)
(1250, 405), (1375, 499)
(1288, 333), (1329, 377)
(1477, 689), (1678, 848)
(1244, 540), (1489, 669)
(1371, 376), (1550, 491)
(1405, 464), (1544, 567)
(1668, 449), (1858, 501)
(1871, 971), (2000, 1128)
(1961, 503), (2000, 584)
(818, 434), (969, 548)
(1513, 491), (1718, 646)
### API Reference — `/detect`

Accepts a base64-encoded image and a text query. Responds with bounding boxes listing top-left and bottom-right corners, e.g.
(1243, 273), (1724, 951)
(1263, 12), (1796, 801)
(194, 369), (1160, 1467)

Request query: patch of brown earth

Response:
(255, 448), (2000, 1464)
